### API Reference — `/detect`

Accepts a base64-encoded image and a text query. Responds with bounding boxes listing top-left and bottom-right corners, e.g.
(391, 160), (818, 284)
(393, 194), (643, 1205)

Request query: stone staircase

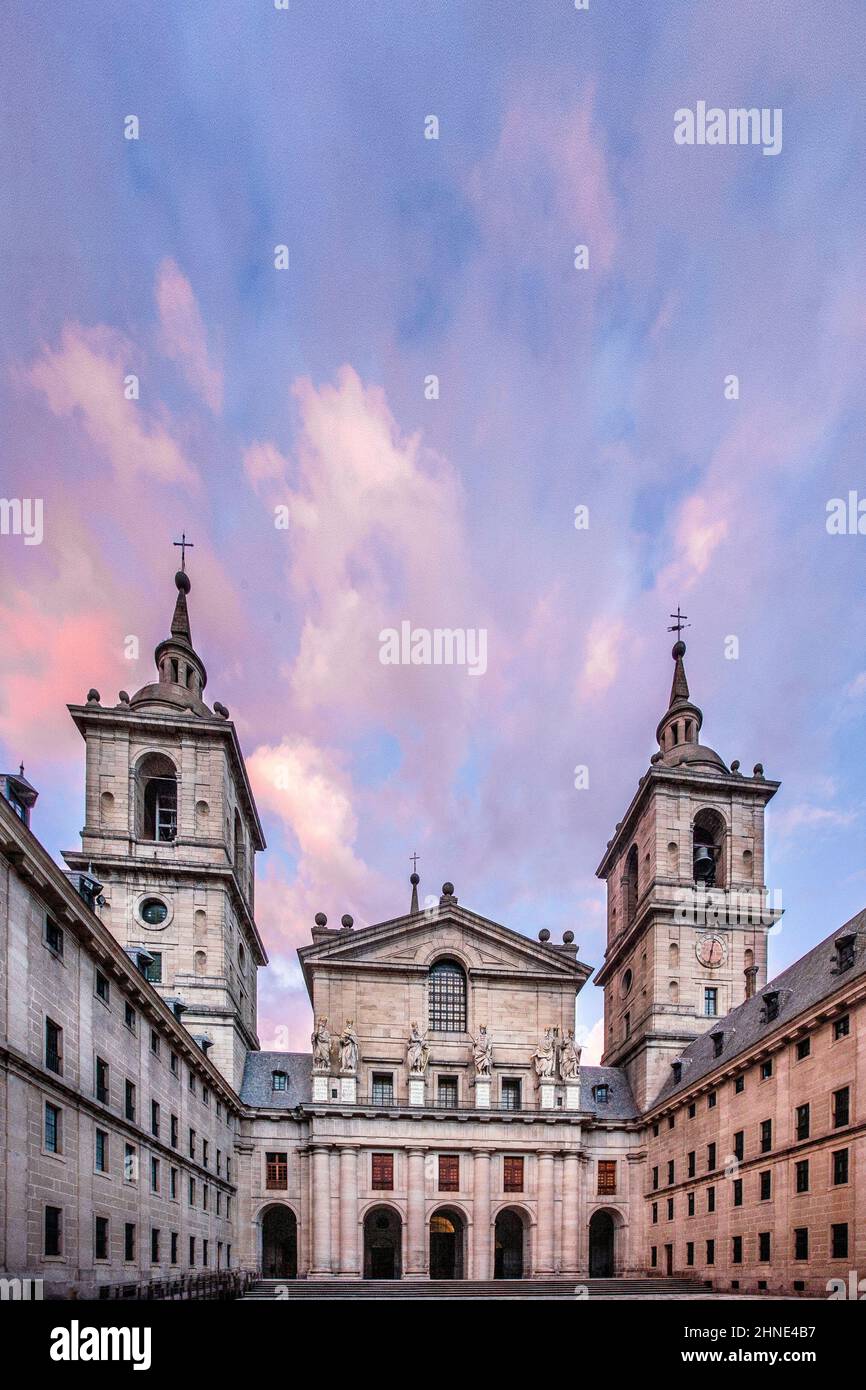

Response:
(240, 1276), (711, 1300)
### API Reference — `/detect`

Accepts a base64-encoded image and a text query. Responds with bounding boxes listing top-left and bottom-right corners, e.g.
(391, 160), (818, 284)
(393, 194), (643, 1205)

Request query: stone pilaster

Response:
(406, 1148), (427, 1277)
(536, 1152), (556, 1275)
(472, 1149), (492, 1279)
(561, 1150), (580, 1277)
(338, 1146), (359, 1276)
(310, 1144), (332, 1275)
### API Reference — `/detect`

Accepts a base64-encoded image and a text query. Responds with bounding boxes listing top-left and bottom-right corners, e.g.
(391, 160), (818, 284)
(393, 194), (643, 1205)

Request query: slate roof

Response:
(239, 1051), (311, 1108)
(579, 1066), (640, 1121)
(652, 910), (866, 1110)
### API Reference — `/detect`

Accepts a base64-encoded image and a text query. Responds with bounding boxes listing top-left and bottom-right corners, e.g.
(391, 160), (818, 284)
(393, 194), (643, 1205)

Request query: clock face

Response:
(696, 933), (727, 968)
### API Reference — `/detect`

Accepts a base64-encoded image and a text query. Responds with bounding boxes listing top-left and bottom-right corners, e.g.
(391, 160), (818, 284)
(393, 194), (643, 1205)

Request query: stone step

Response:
(240, 1277), (710, 1300)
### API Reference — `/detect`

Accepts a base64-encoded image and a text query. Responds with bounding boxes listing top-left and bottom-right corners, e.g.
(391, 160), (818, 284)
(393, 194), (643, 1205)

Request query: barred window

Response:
(266, 1152), (288, 1189)
(428, 960), (466, 1032)
(438, 1155), (459, 1192)
(503, 1156), (524, 1193)
(371, 1153), (394, 1190)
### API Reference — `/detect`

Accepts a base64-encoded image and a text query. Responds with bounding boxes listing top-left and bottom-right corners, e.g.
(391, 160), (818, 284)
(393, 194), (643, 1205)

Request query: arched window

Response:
(137, 753), (178, 842)
(693, 809), (726, 888)
(233, 809), (246, 880)
(624, 845), (639, 926)
(428, 959), (467, 1033)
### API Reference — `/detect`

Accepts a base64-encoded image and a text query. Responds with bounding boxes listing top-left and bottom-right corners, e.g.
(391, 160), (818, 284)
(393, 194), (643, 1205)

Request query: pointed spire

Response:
(170, 570), (193, 648)
(669, 639), (690, 707)
(409, 853), (420, 913)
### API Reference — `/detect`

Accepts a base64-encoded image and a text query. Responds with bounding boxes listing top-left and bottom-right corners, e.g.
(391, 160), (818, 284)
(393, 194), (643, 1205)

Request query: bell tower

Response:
(63, 551), (267, 1091)
(594, 626), (781, 1110)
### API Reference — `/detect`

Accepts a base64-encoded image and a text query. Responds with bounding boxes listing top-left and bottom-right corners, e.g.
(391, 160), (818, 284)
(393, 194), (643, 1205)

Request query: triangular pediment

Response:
(297, 901), (590, 992)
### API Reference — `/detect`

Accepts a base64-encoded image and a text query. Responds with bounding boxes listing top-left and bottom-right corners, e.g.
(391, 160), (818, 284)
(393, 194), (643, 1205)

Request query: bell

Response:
(693, 844), (716, 884)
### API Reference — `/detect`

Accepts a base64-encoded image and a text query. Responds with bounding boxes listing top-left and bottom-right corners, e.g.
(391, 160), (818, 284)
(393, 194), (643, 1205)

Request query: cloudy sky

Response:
(2, 1), (866, 1061)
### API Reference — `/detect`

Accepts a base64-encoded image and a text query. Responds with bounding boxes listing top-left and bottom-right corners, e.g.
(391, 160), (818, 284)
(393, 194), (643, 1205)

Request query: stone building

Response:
(0, 566), (862, 1296)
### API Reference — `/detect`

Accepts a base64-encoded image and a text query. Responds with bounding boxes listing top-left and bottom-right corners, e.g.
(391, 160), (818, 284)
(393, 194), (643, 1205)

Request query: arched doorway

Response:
(363, 1206), (402, 1279)
(261, 1205), (297, 1279)
(588, 1209), (616, 1277)
(494, 1207), (525, 1279)
(429, 1208), (465, 1280)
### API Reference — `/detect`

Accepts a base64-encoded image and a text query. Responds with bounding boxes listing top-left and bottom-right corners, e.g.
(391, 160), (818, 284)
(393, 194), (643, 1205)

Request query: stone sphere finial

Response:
(538, 928), (551, 942)
(175, 569), (191, 594)
(118, 690), (130, 704)
(731, 759), (740, 773)
(410, 872), (420, 886)
(563, 930), (575, 944)
(86, 688), (100, 704)
(753, 762), (764, 778)
(314, 912), (327, 927)
(672, 639), (686, 659)
(341, 914), (354, 929)
(441, 881), (454, 896)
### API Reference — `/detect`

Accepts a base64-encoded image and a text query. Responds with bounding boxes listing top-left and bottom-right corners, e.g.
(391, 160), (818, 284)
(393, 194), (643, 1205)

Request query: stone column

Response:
(536, 1152), (555, 1275)
(625, 1151), (647, 1276)
(472, 1149), (492, 1279)
(561, 1150), (579, 1277)
(406, 1148), (427, 1278)
(338, 1146), (359, 1276)
(310, 1145), (332, 1275)
(576, 1152), (591, 1274)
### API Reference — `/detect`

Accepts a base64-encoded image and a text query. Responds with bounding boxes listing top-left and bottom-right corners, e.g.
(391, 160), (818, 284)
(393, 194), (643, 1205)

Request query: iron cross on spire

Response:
(668, 607), (691, 639)
(173, 532), (194, 572)
(410, 851), (420, 874)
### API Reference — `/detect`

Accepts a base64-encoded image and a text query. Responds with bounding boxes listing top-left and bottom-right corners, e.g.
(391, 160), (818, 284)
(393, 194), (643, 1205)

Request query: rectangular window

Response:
(707, 1186), (715, 1213)
(217, 1149), (222, 1176)
(760, 1170), (772, 1201)
(124, 1001), (136, 1032)
(95, 1128), (108, 1172)
(667, 1160), (675, 1185)
(668, 1114), (675, 1130)
(95, 1056), (109, 1105)
(688, 1102), (696, 1118)
(651, 1166), (659, 1191)
(650, 1246), (657, 1269)
(151, 1228), (160, 1264)
(438, 1155), (460, 1192)
(45, 1206), (62, 1257)
(501, 1078), (522, 1111)
(371, 1153), (394, 1191)
(687, 1192), (695, 1217)
(202, 1239), (209, 1268)
(45, 1018), (63, 1075)
(45, 916), (64, 956)
(652, 1202), (658, 1224)
(266, 1152), (288, 1190)
(170, 1114), (178, 1148)
(170, 1052), (179, 1076)
(833, 1149), (849, 1185)
(189, 1070), (196, 1094)
(189, 1128), (196, 1159)
(831, 1223), (848, 1259)
(428, 961), (466, 1032)
(203, 1139), (209, 1169)
(666, 1197), (674, 1220)
(794, 1227), (809, 1260)
(795, 1159), (809, 1194)
(833, 1086), (850, 1128)
(733, 1131), (744, 1162)
(759, 1231), (771, 1262)
(189, 1236), (195, 1267)
(170, 1232), (178, 1265)
(760, 1059), (773, 1080)
(125, 1223), (136, 1262)
(150, 1029), (160, 1057)
(796, 1103), (810, 1141)
(151, 1100), (160, 1138)
(706, 1239), (715, 1266)
(203, 1185), (208, 1211)
(170, 1167), (178, 1200)
(437, 1075), (459, 1109)
(732, 1235), (742, 1265)
(796, 1037), (811, 1061)
(598, 1161), (617, 1196)
(503, 1156), (524, 1193)
(686, 1241), (694, 1267)
(189, 1177), (196, 1206)
(371, 1073), (394, 1105)
(704, 988), (718, 1017)
(95, 969), (110, 1004)
(203, 1086), (210, 1107)
(124, 1144), (137, 1183)
(95, 1216), (109, 1261)
(734, 1074), (745, 1094)
(707, 1142), (717, 1170)
(45, 1101), (61, 1154)
(732, 1178), (742, 1208)
(833, 1015), (850, 1041)
(125, 1080), (136, 1122)
(151, 1157), (160, 1193)
(760, 1119), (772, 1153)
(144, 953), (162, 984)
(687, 1151), (696, 1177)
(216, 1191), (221, 1215)
(707, 1091), (717, 1109)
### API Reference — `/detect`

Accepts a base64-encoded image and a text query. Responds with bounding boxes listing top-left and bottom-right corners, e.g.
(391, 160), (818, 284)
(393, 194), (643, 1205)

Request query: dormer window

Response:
(710, 1030), (724, 1058)
(834, 932), (856, 973)
(593, 1084), (610, 1104)
(762, 990), (780, 1023)
(671, 1061), (682, 1083)
(272, 1071), (287, 1091)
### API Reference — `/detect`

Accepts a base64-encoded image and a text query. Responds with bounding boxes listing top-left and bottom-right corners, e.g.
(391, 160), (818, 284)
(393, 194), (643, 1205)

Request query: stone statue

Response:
(339, 1019), (360, 1073)
(407, 1022), (430, 1074)
(560, 1028), (581, 1080)
(471, 1025), (493, 1077)
(311, 1016), (331, 1072)
(532, 1026), (557, 1079)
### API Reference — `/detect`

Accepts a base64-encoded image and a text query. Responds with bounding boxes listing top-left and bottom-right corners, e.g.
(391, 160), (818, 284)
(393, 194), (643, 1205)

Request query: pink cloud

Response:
(155, 258), (223, 413)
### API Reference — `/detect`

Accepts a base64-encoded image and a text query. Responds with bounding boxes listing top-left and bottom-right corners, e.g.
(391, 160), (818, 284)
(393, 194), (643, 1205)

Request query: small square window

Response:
(95, 970), (110, 1004)
(371, 1073), (394, 1105)
(707, 1091), (717, 1110)
(833, 1015), (850, 1041)
(734, 1074), (745, 1094)
(501, 1078), (521, 1111)
(795, 1037), (811, 1061)
(687, 1101), (696, 1119)
(45, 916), (64, 957)
(760, 1058), (773, 1081)
(437, 1076), (459, 1109)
